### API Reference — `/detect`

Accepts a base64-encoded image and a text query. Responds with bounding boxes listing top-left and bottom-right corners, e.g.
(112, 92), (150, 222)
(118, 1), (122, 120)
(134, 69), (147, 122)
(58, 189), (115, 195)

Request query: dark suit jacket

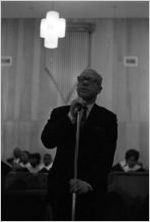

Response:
(41, 104), (117, 201)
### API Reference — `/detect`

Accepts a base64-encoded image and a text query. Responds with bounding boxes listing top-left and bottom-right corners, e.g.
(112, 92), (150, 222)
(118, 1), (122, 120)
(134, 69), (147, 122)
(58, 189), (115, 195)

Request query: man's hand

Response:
(68, 98), (87, 123)
(69, 179), (93, 194)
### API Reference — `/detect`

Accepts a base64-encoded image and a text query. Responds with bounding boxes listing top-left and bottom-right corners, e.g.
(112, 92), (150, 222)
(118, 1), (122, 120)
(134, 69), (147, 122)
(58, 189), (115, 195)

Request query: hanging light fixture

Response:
(40, 10), (66, 49)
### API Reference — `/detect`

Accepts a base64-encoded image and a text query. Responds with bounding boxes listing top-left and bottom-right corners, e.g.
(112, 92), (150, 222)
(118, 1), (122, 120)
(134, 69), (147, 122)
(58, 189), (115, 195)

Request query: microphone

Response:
(74, 102), (87, 114)
(75, 103), (84, 112)
(74, 103), (83, 113)
(70, 98), (87, 120)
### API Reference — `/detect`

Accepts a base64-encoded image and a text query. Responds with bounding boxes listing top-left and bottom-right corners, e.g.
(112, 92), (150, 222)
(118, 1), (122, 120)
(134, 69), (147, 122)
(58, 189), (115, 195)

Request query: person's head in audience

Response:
(13, 147), (22, 159)
(43, 153), (52, 166)
(20, 151), (30, 164)
(125, 149), (140, 168)
(30, 153), (41, 168)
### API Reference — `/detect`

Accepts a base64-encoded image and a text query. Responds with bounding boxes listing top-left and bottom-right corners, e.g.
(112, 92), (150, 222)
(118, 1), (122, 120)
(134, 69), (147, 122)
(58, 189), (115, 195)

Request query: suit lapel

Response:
(86, 104), (99, 123)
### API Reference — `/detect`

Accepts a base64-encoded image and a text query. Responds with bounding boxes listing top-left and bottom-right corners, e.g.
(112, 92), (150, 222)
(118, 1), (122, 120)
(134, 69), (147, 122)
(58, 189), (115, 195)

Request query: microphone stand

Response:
(71, 109), (82, 221)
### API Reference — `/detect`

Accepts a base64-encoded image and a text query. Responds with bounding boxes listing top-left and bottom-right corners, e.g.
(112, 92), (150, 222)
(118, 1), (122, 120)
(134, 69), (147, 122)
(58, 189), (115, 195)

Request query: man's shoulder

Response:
(51, 105), (70, 115)
(95, 104), (117, 118)
(54, 105), (70, 111)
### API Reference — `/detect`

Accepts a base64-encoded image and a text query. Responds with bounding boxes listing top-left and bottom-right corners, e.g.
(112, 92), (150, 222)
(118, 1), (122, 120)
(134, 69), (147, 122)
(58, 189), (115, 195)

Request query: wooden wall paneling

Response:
(1, 19), (6, 88)
(92, 19), (115, 111)
(27, 121), (38, 152)
(14, 19), (25, 120)
(109, 19), (128, 163)
(135, 20), (149, 166)
(3, 121), (17, 158)
(138, 20), (149, 167)
(1, 68), (9, 121)
(139, 122), (149, 168)
(19, 19), (35, 120)
(112, 19), (130, 122)
(1, 20), (7, 55)
(37, 33), (50, 121)
(38, 48), (56, 120)
(2, 20), (9, 121)
(16, 121), (31, 150)
(138, 20), (149, 122)
(129, 19), (148, 123)
(126, 19), (141, 123)
(1, 121), (5, 157)
(6, 20), (19, 120)
(123, 20), (138, 150)
(126, 123), (140, 151)
(112, 19), (149, 165)
(125, 20), (148, 155)
(113, 122), (127, 164)
(31, 19), (41, 121)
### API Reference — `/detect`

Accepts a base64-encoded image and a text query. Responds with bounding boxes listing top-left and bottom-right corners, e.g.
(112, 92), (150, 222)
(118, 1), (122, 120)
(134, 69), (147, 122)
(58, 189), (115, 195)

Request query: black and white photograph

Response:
(1, 1), (149, 221)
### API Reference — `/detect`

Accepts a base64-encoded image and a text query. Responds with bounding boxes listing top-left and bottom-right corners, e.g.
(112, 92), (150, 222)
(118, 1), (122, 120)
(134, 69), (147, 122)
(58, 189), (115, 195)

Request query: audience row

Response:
(3, 147), (147, 176)
(6, 147), (53, 174)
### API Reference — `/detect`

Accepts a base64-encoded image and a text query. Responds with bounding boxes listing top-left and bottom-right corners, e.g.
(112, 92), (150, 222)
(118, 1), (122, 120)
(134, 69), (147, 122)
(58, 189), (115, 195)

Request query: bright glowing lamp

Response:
(44, 34), (58, 49)
(40, 19), (47, 38)
(57, 18), (66, 38)
(40, 11), (66, 49)
(46, 11), (59, 20)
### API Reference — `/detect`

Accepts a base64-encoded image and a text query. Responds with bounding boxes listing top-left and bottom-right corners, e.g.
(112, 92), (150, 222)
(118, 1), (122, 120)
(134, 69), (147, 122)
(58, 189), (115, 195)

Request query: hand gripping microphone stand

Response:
(71, 108), (83, 221)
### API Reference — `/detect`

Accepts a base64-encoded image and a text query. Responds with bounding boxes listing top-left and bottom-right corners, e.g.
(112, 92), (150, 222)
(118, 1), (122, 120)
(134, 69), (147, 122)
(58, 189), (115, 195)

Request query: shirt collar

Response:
(45, 163), (53, 170)
(40, 163), (53, 170)
(120, 160), (142, 172)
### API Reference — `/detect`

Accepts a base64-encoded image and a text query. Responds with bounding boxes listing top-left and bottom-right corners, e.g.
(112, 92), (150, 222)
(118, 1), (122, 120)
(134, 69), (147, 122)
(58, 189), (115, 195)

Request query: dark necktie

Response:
(81, 106), (87, 126)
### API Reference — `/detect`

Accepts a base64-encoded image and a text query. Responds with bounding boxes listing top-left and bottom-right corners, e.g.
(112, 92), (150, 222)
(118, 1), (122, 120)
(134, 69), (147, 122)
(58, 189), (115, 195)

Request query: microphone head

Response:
(75, 103), (83, 111)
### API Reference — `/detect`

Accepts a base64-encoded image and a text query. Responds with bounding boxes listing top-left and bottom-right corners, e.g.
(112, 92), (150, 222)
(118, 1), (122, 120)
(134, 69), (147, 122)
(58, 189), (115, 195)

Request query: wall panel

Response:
(92, 19), (148, 167)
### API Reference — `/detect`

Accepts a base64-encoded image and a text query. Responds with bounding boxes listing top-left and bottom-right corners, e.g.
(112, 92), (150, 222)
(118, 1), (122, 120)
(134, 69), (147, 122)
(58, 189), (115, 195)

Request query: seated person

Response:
(29, 153), (41, 174)
(39, 153), (53, 173)
(7, 147), (22, 169)
(112, 149), (144, 172)
(19, 150), (32, 172)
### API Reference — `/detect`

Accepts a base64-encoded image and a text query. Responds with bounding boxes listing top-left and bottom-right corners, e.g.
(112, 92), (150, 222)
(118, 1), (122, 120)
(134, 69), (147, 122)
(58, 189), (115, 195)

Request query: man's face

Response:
(21, 152), (29, 164)
(76, 71), (102, 101)
(127, 156), (137, 168)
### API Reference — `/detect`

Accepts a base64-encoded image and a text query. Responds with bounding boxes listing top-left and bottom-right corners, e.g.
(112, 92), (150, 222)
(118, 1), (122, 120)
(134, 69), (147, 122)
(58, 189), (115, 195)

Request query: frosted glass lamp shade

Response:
(44, 34), (58, 49)
(57, 18), (66, 38)
(40, 10), (66, 49)
(46, 11), (59, 20)
(40, 19), (47, 38)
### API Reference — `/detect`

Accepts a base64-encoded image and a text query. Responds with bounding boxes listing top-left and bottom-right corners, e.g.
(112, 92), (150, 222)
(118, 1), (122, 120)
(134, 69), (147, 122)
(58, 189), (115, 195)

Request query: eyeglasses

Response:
(77, 76), (98, 84)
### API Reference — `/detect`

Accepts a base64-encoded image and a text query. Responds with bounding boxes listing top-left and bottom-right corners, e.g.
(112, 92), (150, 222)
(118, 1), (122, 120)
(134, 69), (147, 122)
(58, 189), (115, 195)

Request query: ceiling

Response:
(1, 1), (149, 19)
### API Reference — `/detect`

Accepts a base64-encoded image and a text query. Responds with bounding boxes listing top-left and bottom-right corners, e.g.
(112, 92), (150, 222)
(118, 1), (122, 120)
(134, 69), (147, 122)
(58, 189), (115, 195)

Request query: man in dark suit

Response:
(41, 68), (118, 220)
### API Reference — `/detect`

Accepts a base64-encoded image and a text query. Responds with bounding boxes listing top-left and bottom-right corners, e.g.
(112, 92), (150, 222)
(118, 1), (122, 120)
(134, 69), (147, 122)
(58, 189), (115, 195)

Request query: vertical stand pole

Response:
(71, 111), (82, 221)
